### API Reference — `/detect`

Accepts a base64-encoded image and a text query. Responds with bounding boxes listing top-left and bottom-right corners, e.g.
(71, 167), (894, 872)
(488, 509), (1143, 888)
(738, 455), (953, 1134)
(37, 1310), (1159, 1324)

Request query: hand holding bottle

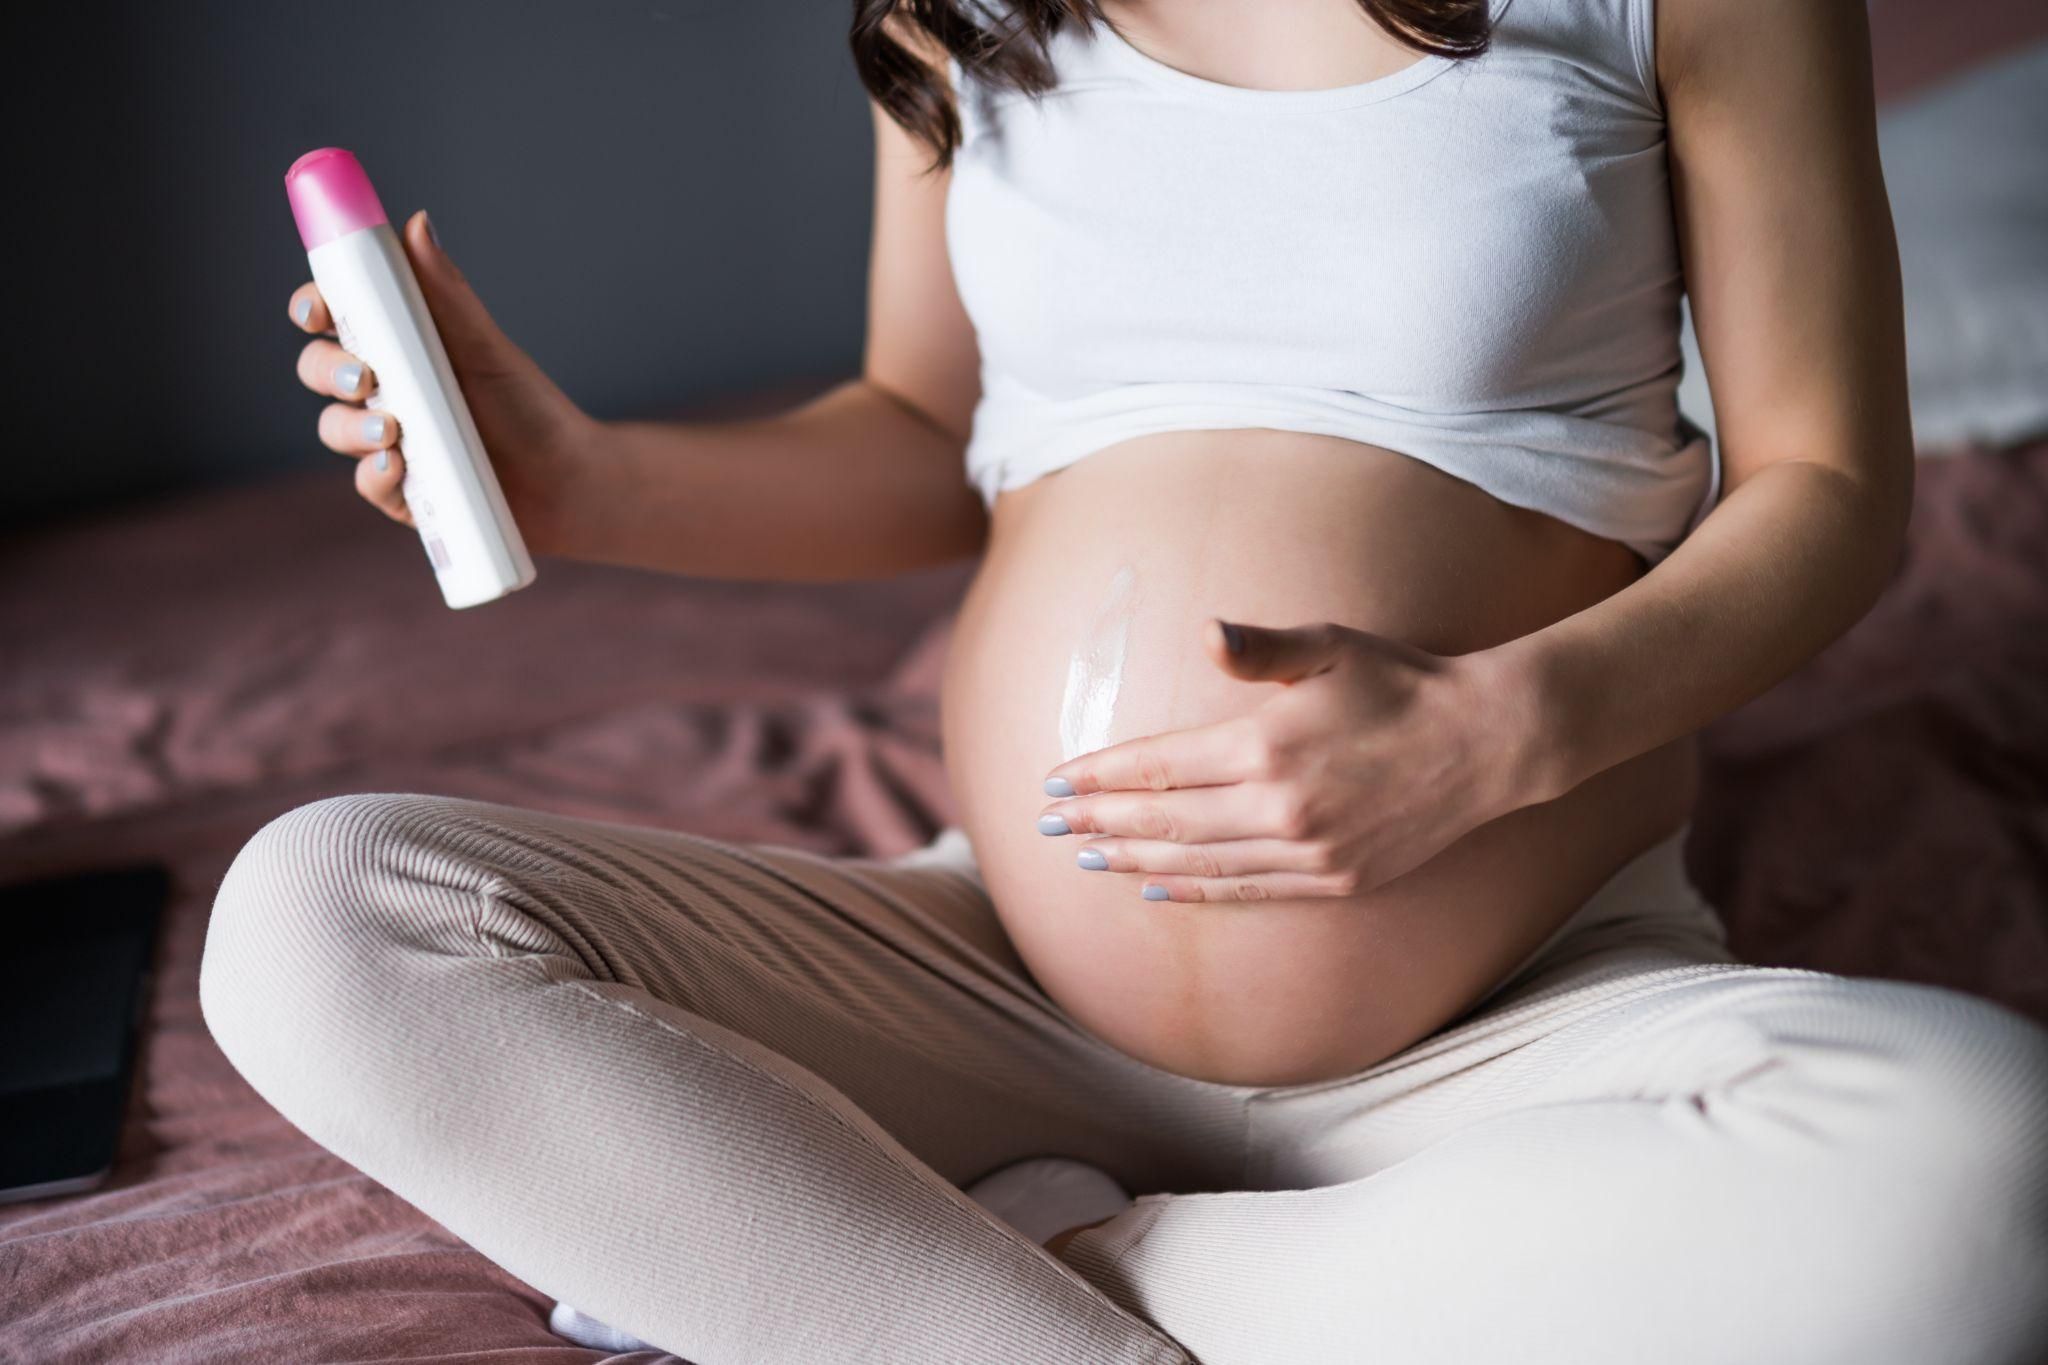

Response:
(286, 149), (598, 603)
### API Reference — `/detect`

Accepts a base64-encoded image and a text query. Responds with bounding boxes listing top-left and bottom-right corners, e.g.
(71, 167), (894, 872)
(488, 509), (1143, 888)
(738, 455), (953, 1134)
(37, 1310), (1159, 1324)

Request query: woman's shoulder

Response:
(1487, 0), (1663, 117)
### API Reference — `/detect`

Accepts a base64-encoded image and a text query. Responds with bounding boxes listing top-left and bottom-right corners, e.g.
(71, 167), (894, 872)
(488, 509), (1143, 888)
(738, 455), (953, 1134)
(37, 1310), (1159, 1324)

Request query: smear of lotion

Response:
(1059, 564), (1139, 762)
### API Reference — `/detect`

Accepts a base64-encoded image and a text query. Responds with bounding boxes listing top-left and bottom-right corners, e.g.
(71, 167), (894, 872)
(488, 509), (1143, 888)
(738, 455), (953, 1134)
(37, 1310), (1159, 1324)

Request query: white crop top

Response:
(942, 0), (1720, 565)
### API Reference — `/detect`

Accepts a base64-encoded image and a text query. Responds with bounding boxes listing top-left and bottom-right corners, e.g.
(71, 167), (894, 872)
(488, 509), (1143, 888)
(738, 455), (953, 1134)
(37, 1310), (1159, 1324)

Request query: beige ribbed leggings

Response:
(198, 792), (2048, 1364)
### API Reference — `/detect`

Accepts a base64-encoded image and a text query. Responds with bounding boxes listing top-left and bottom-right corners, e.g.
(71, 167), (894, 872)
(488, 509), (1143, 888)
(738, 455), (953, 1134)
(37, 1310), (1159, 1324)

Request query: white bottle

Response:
(285, 147), (536, 609)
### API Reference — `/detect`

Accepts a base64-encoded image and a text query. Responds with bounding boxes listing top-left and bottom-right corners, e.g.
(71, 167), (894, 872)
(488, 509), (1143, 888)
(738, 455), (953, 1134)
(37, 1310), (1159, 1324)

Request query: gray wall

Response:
(8, 1), (875, 532)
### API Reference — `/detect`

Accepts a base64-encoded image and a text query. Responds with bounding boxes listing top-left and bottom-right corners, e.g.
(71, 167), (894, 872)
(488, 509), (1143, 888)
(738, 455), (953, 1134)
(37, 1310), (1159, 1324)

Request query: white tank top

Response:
(943, 0), (1720, 565)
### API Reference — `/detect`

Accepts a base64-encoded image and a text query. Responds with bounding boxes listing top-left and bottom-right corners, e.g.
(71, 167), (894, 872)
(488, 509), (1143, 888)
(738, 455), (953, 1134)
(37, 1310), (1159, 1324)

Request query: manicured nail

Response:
(1044, 777), (1075, 798)
(292, 296), (313, 325)
(334, 361), (363, 395)
(1037, 814), (1071, 836)
(1220, 621), (1244, 656)
(376, 450), (390, 473)
(424, 212), (441, 250)
(361, 413), (389, 444)
(1077, 847), (1108, 871)
(1142, 885), (1171, 901)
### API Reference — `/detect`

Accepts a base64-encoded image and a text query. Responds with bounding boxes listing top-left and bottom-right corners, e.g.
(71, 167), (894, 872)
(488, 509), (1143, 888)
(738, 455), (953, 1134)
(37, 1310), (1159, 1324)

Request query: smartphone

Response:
(0, 863), (168, 1204)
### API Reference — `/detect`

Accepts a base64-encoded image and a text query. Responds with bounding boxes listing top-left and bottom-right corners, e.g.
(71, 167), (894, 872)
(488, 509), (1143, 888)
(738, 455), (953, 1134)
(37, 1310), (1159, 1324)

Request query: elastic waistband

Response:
(1465, 821), (1731, 1011)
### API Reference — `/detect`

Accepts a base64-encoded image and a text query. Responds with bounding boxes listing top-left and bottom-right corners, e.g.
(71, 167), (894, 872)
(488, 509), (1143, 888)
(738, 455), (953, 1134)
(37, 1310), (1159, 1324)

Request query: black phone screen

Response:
(0, 863), (168, 1204)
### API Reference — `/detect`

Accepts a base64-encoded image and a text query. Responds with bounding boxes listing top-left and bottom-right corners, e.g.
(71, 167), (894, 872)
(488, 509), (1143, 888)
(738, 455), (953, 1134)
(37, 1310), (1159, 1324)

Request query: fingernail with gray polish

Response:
(1037, 814), (1071, 836)
(1077, 847), (1108, 871)
(361, 413), (388, 444)
(1044, 777), (1075, 798)
(376, 450), (390, 473)
(335, 362), (363, 395)
(292, 297), (312, 325)
(1142, 885), (1172, 901)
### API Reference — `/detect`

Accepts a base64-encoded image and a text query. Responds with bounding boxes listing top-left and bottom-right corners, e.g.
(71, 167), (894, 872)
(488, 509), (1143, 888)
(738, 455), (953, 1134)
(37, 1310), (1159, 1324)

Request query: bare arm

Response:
(1489, 0), (1915, 806)
(538, 27), (987, 582)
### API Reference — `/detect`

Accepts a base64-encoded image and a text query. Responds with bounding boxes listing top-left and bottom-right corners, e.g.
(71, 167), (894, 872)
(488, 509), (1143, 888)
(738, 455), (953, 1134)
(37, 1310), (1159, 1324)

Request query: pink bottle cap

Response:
(285, 147), (389, 250)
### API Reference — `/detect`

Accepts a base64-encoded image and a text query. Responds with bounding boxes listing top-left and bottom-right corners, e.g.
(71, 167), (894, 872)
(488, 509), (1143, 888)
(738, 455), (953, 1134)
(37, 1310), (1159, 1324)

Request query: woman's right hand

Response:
(288, 208), (596, 552)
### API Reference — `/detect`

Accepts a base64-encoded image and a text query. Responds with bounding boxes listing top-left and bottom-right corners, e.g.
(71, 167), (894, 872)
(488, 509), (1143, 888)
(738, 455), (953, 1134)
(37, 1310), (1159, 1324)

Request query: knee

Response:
(198, 792), (481, 1087)
(1903, 991), (2048, 1304)
(1791, 982), (2048, 1358)
(1863, 983), (2048, 1203)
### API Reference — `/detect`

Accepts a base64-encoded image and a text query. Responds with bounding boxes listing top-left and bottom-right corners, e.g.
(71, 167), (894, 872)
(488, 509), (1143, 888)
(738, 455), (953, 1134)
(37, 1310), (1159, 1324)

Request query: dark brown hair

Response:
(850, 0), (1495, 173)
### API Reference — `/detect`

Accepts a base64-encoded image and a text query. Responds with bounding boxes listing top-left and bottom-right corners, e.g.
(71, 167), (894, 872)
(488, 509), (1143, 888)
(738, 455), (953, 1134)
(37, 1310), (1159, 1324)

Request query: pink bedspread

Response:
(3, 436), (2044, 1362)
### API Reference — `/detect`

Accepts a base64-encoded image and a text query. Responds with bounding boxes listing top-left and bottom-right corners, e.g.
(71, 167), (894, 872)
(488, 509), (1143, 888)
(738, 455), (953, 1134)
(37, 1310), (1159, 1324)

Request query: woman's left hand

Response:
(1038, 618), (1544, 903)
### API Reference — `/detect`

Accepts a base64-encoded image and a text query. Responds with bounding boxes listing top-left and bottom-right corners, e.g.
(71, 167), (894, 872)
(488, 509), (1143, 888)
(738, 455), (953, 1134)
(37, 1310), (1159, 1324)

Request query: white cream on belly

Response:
(1058, 563), (1141, 762)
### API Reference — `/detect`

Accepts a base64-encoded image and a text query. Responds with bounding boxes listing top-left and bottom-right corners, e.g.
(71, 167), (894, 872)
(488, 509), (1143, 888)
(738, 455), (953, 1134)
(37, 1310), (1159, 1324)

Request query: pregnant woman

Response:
(201, 0), (2048, 1360)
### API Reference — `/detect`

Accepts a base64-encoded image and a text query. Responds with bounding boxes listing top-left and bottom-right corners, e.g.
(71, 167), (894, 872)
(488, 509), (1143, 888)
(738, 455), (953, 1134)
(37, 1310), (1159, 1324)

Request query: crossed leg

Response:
(1062, 948), (2048, 1365)
(199, 792), (1251, 1364)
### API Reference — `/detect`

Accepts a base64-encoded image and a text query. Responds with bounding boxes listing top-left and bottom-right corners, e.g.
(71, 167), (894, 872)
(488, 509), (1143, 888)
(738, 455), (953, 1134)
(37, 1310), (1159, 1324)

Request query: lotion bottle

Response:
(285, 147), (536, 609)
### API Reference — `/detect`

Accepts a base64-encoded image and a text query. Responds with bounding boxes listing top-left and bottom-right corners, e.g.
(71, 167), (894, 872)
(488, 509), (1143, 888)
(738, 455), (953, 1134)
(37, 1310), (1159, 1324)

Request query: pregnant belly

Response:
(941, 429), (1699, 1086)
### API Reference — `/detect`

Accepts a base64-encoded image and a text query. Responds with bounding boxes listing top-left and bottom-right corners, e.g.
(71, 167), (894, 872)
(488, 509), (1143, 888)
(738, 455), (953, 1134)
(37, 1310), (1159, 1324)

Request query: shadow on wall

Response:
(6, 1), (875, 534)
